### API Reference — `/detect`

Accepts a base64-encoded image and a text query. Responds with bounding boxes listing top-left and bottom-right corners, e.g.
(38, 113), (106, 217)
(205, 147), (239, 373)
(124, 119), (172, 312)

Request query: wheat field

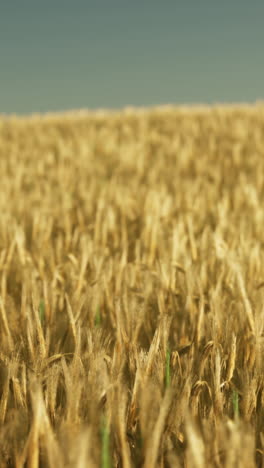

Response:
(1, 105), (264, 467)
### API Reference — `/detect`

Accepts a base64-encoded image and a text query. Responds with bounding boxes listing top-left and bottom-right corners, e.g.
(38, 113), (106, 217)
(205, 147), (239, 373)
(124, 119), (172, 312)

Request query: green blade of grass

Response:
(38, 300), (45, 326)
(165, 347), (171, 388)
(232, 390), (239, 419)
(101, 416), (111, 468)
(95, 305), (101, 327)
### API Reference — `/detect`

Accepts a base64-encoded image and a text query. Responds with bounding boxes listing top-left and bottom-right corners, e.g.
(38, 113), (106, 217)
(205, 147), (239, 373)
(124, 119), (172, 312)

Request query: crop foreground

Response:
(1, 105), (264, 467)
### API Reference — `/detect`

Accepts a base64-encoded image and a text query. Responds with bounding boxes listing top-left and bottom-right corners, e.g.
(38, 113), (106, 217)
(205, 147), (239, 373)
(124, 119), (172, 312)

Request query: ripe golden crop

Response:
(0, 105), (264, 466)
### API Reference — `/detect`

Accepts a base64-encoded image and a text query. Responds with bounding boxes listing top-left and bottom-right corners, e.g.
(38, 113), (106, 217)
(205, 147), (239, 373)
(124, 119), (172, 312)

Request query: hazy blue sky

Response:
(1, 1), (264, 114)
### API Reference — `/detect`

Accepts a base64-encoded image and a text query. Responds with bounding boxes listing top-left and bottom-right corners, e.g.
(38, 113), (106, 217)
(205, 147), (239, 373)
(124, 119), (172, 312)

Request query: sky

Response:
(0, 1), (264, 114)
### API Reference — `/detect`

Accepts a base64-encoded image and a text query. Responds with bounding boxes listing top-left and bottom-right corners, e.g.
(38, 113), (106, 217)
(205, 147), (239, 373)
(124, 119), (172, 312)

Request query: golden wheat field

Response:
(1, 104), (264, 467)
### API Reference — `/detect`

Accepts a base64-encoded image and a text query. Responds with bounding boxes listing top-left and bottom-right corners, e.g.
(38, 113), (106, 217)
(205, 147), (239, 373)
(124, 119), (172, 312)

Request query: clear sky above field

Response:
(1, 1), (264, 114)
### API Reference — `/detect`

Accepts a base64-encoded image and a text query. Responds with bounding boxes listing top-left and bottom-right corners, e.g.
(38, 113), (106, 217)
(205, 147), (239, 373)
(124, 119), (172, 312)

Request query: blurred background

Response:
(1, 0), (264, 114)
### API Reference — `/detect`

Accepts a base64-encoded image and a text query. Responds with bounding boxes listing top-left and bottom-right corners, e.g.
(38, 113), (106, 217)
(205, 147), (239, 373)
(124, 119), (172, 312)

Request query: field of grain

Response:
(1, 105), (264, 467)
